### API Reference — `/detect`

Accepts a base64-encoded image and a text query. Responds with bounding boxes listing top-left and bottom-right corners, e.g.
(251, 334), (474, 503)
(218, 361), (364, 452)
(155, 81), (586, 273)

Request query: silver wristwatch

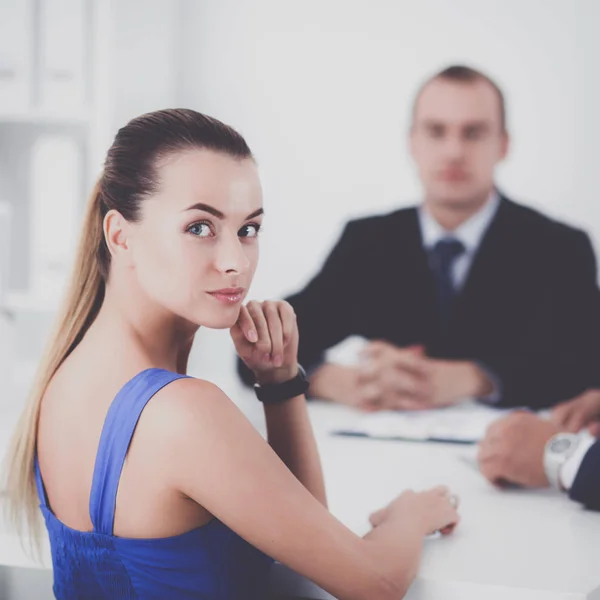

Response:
(543, 433), (580, 490)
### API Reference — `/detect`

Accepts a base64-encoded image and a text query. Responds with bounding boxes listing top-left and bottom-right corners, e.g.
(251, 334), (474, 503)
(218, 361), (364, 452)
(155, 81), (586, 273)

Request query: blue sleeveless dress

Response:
(35, 368), (274, 599)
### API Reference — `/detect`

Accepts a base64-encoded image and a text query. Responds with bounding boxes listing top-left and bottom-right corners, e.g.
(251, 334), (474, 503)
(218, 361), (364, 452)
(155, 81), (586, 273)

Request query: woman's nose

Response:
(213, 232), (250, 274)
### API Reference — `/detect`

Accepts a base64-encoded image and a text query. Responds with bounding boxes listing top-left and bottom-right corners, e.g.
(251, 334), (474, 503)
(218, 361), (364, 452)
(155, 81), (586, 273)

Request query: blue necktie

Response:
(430, 238), (466, 325)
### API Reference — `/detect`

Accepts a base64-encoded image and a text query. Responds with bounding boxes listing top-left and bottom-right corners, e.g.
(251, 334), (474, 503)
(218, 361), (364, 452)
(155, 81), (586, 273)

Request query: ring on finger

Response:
(447, 492), (459, 509)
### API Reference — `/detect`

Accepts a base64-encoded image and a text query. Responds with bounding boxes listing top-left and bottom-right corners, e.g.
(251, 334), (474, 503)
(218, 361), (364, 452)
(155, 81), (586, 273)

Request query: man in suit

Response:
(239, 65), (600, 410)
(478, 390), (600, 510)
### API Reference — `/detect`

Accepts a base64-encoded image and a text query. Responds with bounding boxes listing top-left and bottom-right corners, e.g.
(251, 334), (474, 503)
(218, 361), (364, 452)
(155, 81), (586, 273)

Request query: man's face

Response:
(410, 78), (509, 210)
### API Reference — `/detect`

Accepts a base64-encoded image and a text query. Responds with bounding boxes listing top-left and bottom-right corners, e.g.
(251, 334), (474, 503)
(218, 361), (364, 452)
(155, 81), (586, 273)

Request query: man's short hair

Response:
(412, 65), (507, 133)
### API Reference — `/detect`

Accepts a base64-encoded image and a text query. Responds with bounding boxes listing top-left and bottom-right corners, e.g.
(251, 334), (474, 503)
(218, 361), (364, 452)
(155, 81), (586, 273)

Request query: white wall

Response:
(89, 0), (183, 175)
(178, 0), (600, 384)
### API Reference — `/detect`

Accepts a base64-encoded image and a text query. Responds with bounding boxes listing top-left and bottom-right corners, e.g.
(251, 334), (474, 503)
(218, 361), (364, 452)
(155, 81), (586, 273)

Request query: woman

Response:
(5, 109), (459, 599)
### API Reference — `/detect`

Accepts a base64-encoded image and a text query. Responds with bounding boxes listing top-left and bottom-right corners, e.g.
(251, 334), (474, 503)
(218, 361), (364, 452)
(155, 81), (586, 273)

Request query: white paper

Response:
(325, 335), (369, 367)
(337, 402), (508, 443)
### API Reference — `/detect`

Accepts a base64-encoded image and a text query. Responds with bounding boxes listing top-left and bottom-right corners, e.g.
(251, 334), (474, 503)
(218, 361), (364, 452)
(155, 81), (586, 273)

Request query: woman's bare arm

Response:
(233, 301), (327, 504)
(156, 378), (457, 600)
(263, 395), (327, 506)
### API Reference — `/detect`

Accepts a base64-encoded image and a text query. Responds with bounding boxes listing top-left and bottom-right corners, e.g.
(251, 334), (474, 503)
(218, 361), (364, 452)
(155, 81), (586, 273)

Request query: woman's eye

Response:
(239, 223), (261, 238)
(188, 222), (212, 237)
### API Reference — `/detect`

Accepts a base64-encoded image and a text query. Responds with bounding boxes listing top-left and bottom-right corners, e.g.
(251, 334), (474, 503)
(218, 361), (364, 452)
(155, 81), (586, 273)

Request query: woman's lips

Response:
(207, 288), (245, 304)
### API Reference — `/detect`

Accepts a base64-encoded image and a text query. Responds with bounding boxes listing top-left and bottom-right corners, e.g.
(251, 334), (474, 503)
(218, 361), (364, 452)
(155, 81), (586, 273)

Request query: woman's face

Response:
(126, 149), (263, 329)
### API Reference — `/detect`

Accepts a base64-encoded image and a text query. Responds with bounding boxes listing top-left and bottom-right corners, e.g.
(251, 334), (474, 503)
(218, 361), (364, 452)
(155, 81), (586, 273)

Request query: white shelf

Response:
(0, 109), (91, 126)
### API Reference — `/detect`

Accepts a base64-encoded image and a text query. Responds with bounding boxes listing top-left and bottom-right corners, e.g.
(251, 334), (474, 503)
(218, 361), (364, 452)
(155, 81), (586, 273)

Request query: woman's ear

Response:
(103, 209), (132, 262)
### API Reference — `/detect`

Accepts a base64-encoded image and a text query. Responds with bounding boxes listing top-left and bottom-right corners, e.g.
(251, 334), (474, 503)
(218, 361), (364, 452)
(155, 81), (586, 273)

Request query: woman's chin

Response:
(199, 309), (241, 330)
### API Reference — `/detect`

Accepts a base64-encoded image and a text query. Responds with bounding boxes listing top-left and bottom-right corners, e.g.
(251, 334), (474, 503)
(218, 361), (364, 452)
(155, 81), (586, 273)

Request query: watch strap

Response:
(254, 365), (309, 404)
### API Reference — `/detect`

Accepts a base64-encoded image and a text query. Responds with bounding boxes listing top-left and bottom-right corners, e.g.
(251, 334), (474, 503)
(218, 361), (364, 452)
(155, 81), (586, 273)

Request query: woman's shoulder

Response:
(138, 374), (242, 441)
(148, 373), (231, 411)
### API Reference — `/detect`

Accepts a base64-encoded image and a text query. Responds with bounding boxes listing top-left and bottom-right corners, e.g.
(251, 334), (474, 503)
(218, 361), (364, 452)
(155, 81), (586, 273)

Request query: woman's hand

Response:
(369, 486), (460, 537)
(231, 300), (299, 385)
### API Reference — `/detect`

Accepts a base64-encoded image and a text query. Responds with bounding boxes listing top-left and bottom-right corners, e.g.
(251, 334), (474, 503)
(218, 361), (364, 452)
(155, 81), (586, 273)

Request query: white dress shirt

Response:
(560, 433), (596, 491)
(418, 192), (501, 291)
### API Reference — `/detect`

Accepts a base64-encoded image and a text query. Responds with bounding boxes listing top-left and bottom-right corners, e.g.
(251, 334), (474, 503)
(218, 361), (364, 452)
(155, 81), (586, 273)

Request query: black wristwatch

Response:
(253, 365), (309, 404)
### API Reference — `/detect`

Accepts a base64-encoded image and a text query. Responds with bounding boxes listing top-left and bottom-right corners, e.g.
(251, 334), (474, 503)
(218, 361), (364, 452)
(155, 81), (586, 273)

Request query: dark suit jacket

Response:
(570, 441), (600, 510)
(239, 195), (600, 408)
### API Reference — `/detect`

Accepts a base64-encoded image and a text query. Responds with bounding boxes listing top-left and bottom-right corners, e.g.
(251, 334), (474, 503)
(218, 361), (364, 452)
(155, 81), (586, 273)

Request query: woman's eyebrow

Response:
(183, 203), (264, 221)
(245, 208), (264, 220)
(183, 202), (225, 219)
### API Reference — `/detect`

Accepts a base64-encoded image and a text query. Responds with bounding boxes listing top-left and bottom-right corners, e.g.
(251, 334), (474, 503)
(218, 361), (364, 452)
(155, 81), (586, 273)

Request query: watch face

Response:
(549, 437), (573, 454)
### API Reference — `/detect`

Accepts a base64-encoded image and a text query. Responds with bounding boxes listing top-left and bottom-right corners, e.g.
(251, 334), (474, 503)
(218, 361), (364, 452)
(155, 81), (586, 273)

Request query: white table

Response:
(1, 388), (600, 600)
(270, 402), (600, 600)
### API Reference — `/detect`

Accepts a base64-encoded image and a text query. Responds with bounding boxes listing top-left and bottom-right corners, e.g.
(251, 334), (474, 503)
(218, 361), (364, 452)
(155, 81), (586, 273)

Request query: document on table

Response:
(333, 402), (509, 444)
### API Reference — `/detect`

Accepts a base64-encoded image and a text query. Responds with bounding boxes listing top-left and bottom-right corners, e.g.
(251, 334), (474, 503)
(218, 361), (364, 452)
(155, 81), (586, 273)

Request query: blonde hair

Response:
(3, 181), (106, 555)
(1, 108), (253, 558)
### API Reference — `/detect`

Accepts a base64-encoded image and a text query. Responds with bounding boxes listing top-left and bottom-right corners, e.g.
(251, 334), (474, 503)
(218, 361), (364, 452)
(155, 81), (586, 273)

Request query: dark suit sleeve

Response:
(569, 440), (600, 511)
(483, 230), (600, 408)
(237, 222), (360, 386)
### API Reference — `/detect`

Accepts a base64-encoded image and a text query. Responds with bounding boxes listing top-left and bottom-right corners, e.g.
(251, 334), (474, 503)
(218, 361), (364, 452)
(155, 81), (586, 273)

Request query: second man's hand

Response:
(551, 389), (600, 436)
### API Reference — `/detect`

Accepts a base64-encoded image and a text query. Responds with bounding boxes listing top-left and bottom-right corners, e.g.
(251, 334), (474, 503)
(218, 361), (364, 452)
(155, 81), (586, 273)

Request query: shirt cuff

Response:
(324, 335), (369, 367)
(474, 362), (502, 405)
(560, 434), (596, 491)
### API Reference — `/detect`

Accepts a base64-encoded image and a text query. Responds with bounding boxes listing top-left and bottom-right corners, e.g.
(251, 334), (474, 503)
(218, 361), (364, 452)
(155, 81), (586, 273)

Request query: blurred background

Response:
(1, 0), (599, 407)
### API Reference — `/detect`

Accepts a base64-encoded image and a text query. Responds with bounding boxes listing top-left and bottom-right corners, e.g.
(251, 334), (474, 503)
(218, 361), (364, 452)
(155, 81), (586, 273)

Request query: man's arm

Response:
(238, 222), (360, 386)
(478, 413), (600, 511)
(569, 440), (600, 511)
(481, 230), (600, 409)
